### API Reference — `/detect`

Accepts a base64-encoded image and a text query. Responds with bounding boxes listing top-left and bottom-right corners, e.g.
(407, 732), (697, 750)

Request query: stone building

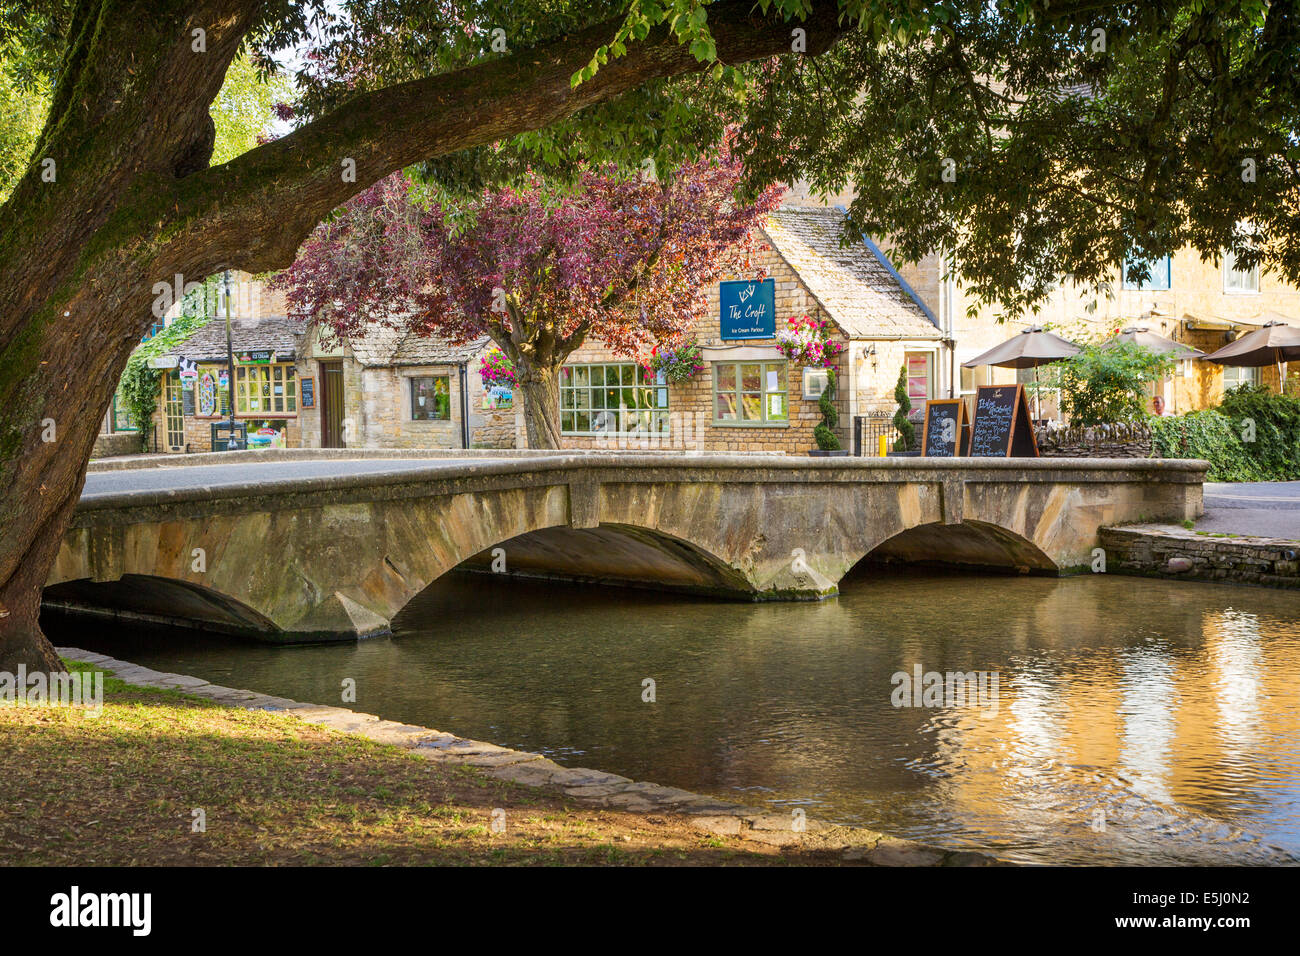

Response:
(149, 314), (306, 453)
(896, 245), (1300, 416)
(556, 205), (943, 454)
(150, 309), (513, 453)
(136, 197), (1300, 459)
(295, 324), (513, 450)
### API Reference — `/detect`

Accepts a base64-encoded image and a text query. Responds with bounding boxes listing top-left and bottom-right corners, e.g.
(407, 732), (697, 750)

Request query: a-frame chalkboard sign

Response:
(921, 398), (967, 457)
(968, 384), (1039, 458)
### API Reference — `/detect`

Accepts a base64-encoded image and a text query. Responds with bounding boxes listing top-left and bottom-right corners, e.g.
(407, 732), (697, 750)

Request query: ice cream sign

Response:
(719, 278), (776, 340)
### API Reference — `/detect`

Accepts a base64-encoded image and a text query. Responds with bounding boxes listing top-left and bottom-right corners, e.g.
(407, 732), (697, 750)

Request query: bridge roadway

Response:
(48, 450), (1207, 643)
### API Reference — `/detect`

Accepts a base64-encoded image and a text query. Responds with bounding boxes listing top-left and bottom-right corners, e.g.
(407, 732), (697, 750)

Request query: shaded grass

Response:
(0, 662), (847, 866)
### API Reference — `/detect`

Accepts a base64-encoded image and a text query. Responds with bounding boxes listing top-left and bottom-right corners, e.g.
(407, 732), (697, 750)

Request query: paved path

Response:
(1195, 481), (1300, 538)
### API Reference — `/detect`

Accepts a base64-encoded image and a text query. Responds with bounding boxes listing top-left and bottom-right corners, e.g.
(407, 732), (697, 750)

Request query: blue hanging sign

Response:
(719, 278), (776, 340)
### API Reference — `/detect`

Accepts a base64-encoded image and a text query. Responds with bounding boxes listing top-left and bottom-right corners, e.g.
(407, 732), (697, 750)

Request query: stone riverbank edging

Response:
(57, 646), (998, 866)
(1100, 525), (1300, 588)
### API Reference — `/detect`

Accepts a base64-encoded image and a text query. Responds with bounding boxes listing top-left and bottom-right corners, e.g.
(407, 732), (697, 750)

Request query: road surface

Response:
(1196, 481), (1300, 538)
(80, 458), (510, 499)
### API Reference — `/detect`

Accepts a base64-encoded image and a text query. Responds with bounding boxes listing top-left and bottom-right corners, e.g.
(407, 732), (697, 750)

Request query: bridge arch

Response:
(42, 573), (281, 637)
(844, 519), (1058, 579)
(391, 522), (752, 629)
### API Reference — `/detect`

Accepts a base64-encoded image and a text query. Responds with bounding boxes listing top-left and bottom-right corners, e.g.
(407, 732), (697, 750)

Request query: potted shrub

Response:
(810, 367), (849, 456)
(889, 365), (920, 456)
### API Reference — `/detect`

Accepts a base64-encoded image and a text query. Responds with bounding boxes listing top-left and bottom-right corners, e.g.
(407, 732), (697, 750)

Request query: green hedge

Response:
(1150, 386), (1300, 481)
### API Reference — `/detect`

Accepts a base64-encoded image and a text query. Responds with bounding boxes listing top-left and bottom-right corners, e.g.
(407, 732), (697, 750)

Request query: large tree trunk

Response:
(518, 365), (564, 450)
(0, 0), (847, 671)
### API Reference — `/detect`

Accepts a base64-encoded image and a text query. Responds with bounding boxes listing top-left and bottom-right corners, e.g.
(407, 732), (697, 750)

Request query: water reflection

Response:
(46, 566), (1300, 865)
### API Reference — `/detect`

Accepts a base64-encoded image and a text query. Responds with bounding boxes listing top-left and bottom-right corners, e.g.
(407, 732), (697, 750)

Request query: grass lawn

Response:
(0, 661), (851, 866)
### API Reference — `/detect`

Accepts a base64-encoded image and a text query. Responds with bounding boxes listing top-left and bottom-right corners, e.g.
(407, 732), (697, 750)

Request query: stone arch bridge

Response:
(47, 453), (1205, 643)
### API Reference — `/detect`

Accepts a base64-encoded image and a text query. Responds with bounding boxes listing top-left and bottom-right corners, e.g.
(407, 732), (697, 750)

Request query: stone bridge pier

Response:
(46, 454), (1206, 643)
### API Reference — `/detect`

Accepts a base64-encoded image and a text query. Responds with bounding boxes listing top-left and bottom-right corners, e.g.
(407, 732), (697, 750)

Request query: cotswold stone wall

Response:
(1100, 525), (1300, 589)
(466, 359), (516, 449)
(355, 365), (462, 449)
(91, 431), (142, 459)
(1034, 422), (1153, 459)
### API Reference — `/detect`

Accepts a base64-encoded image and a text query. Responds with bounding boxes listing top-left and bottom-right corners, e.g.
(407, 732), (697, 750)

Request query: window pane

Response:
(410, 375), (449, 420)
(592, 387), (606, 409)
(560, 366), (573, 384)
(621, 387), (635, 409)
(575, 411), (589, 432)
(575, 389), (590, 409)
(561, 388), (575, 410)
(591, 366), (605, 386)
(741, 393), (762, 420)
(741, 364), (761, 391)
(716, 393), (737, 420)
(716, 364), (735, 390)
(574, 366), (589, 387)
(561, 411), (574, 432)
(767, 392), (787, 421)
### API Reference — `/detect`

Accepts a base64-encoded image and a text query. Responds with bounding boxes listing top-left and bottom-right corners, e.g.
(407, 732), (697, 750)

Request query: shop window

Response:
(109, 389), (139, 432)
(712, 361), (787, 425)
(1017, 365), (1060, 420)
(1122, 255), (1172, 291)
(410, 375), (451, 420)
(235, 363), (297, 416)
(1223, 249), (1260, 293)
(560, 363), (668, 435)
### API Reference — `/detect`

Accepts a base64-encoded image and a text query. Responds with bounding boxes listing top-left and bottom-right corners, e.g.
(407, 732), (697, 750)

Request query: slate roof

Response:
(161, 315), (305, 362)
(346, 323), (490, 367)
(761, 208), (943, 340)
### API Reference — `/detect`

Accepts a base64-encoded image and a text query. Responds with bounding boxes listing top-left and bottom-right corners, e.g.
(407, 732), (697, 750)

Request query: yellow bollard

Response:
(878, 434), (888, 457)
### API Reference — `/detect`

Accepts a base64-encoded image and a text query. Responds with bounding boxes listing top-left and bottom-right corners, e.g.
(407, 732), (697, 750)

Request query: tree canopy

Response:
(735, 0), (1300, 316)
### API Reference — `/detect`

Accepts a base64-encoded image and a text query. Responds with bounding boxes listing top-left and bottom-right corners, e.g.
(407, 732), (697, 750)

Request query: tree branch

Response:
(177, 0), (849, 275)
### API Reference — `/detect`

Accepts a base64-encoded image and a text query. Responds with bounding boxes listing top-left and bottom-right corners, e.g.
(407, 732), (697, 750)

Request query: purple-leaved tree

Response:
(279, 153), (783, 447)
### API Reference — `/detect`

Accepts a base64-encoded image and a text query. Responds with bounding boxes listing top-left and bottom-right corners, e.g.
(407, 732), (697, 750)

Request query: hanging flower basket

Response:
(642, 338), (706, 384)
(775, 315), (845, 368)
(478, 346), (517, 388)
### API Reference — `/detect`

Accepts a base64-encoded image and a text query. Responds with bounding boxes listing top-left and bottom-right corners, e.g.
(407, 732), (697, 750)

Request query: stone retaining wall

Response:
(55, 646), (995, 866)
(1099, 525), (1300, 588)
(1034, 422), (1153, 459)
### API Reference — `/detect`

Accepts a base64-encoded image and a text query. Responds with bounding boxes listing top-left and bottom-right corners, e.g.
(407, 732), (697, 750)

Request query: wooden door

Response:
(319, 361), (345, 447)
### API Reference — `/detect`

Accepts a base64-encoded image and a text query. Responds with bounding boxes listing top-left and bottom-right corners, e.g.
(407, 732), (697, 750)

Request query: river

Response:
(45, 568), (1300, 865)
